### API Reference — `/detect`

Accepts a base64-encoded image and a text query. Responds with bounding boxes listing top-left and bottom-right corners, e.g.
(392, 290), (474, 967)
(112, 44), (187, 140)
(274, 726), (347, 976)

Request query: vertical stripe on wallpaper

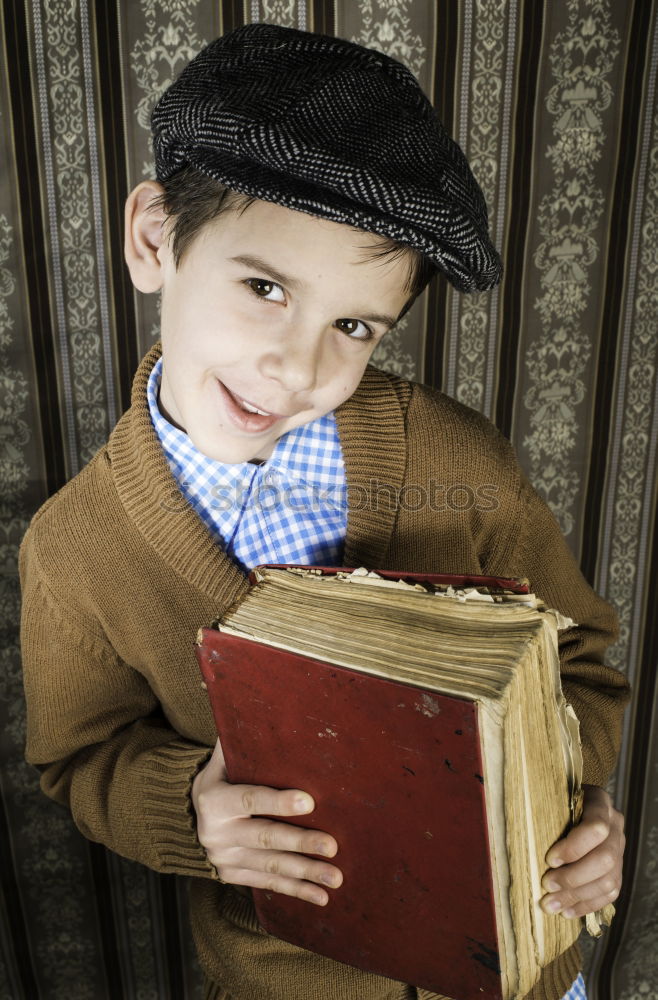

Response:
(423, 0), (459, 392)
(495, 2), (545, 439)
(593, 5), (658, 998)
(512, 0), (623, 548)
(30, 0), (79, 479)
(78, 0), (118, 434)
(249, 0), (300, 29)
(488, 6), (517, 409)
(219, 0), (246, 35)
(248, 0), (313, 28)
(310, 0), (335, 35)
(91, 0), (139, 415)
(30, 0), (117, 476)
(443, 0), (517, 420)
(2, 0), (66, 498)
(444, 1), (472, 401)
(579, 0), (653, 595)
(594, 2), (657, 696)
(606, 513), (658, 1000)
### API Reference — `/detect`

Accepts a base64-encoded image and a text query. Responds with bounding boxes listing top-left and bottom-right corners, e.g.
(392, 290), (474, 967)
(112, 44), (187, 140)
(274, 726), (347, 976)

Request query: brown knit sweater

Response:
(20, 344), (629, 1000)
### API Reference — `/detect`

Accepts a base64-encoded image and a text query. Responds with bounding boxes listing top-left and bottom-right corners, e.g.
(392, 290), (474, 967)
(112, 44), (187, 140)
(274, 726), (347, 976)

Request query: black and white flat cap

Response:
(151, 23), (502, 292)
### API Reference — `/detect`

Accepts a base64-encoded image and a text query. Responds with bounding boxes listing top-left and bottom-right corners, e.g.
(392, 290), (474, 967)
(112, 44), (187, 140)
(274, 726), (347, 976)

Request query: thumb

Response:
(204, 737), (228, 781)
(192, 738), (228, 813)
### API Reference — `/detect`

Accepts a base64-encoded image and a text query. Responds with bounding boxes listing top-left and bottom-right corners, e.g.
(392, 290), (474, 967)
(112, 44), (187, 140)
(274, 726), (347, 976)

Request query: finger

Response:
(541, 879), (620, 919)
(542, 838), (622, 894)
(231, 816), (338, 858)
(216, 867), (333, 906)
(547, 787), (618, 867)
(546, 814), (611, 867)
(220, 847), (343, 889)
(192, 740), (229, 816)
(223, 782), (316, 820)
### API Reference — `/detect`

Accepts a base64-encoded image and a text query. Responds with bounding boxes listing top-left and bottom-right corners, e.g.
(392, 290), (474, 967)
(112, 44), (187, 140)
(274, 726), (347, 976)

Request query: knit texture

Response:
(151, 23), (502, 292)
(20, 344), (629, 1000)
(203, 972), (588, 1000)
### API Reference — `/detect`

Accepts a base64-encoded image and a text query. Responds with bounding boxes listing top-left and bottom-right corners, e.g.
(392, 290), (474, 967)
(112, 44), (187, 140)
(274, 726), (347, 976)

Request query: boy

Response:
(20, 23), (627, 1000)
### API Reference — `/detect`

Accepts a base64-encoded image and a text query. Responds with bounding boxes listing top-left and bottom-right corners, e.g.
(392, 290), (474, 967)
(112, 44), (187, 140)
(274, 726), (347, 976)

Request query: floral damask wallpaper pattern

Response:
(1, 1), (656, 997)
(444, 0), (515, 417)
(523, 1), (620, 537)
(32, 0), (114, 474)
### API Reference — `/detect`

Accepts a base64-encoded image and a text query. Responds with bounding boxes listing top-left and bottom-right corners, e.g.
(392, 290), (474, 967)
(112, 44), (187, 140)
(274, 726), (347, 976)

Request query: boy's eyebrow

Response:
(228, 253), (399, 330)
(229, 254), (304, 291)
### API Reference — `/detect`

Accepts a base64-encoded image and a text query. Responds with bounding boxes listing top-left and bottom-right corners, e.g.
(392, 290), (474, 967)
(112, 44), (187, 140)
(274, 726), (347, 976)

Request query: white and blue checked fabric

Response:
(147, 357), (347, 572)
(562, 973), (587, 1000)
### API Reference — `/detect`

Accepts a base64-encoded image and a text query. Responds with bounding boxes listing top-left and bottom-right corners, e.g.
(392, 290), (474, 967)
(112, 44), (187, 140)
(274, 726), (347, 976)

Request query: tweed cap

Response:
(151, 23), (502, 292)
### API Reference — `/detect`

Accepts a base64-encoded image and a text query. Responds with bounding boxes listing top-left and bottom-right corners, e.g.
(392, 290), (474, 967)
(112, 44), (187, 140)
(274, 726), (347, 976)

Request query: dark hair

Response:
(148, 166), (437, 324)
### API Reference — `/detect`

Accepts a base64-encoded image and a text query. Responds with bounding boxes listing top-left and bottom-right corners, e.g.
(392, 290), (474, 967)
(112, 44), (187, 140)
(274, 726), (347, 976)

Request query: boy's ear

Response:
(124, 180), (170, 293)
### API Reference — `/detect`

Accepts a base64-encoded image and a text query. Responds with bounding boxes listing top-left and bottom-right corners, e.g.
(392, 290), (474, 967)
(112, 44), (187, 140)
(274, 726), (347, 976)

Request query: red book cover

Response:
(196, 568), (539, 997)
(197, 629), (502, 999)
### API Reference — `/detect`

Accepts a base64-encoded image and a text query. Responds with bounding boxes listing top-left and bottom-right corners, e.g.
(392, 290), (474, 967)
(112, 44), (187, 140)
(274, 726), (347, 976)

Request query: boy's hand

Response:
(540, 784), (625, 919)
(192, 739), (343, 905)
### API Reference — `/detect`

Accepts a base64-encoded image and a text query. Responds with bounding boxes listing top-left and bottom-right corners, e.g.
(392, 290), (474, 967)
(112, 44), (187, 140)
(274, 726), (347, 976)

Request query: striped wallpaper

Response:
(1, 1), (656, 997)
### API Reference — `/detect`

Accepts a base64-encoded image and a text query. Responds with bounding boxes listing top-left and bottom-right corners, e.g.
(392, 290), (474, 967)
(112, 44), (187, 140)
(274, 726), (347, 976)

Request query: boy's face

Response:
(141, 194), (411, 463)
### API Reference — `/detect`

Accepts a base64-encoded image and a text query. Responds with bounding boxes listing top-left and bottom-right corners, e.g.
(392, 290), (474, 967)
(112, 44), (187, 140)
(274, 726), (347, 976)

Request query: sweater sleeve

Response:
(506, 474), (630, 788)
(20, 535), (217, 880)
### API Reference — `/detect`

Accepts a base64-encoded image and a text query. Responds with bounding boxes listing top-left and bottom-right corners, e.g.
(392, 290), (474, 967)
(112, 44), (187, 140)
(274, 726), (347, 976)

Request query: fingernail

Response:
(563, 907), (576, 918)
(544, 878), (560, 892)
(293, 794), (313, 814)
(545, 898), (562, 913)
(321, 873), (338, 887)
(548, 855), (563, 868)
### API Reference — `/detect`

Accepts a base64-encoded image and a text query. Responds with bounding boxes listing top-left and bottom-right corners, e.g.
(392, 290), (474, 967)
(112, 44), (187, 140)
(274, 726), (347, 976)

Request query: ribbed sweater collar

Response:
(108, 343), (408, 604)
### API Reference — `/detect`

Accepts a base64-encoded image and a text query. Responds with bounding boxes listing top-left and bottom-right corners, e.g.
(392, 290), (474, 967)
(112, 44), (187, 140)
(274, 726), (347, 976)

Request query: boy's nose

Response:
(260, 331), (323, 394)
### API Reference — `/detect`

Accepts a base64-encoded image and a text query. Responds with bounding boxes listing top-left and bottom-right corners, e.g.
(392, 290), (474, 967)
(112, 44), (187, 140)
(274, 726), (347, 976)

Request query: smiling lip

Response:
(218, 380), (288, 433)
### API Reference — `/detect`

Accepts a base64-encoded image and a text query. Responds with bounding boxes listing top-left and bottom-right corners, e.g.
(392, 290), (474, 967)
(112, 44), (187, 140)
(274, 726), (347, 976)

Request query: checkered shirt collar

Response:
(146, 355), (345, 542)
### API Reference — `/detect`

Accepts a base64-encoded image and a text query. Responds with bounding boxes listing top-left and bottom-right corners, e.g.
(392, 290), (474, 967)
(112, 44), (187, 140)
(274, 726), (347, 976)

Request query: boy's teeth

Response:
(239, 397), (271, 416)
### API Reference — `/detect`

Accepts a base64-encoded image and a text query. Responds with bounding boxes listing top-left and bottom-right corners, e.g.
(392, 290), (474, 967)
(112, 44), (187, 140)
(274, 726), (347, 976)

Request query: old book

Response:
(195, 565), (598, 1000)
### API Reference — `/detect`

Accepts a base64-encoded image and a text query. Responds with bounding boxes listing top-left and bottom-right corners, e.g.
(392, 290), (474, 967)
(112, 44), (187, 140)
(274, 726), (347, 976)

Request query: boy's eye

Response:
(336, 318), (374, 341)
(245, 278), (286, 302)
(245, 280), (374, 342)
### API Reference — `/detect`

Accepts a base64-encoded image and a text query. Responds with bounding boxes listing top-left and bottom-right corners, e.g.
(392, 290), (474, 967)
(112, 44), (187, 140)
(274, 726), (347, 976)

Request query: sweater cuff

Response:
(140, 739), (218, 878)
(580, 742), (608, 789)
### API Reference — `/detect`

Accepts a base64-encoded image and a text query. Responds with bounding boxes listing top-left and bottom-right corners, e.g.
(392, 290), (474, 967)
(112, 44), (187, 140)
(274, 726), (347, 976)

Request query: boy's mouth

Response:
(217, 380), (287, 433)
(237, 396), (272, 416)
